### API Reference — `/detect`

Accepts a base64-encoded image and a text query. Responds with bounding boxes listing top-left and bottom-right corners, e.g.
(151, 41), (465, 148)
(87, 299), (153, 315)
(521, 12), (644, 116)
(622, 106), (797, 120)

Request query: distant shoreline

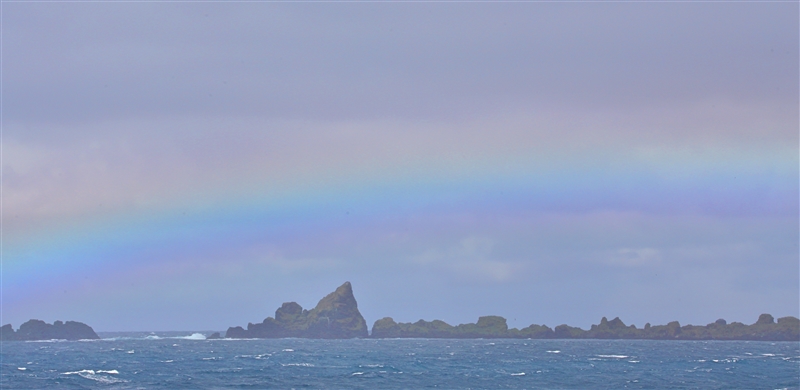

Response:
(4, 282), (798, 342)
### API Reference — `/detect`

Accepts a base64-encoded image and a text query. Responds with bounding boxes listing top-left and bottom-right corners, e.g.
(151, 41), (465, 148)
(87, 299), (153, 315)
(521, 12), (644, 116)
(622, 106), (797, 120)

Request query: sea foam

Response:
(179, 333), (207, 340)
(62, 369), (125, 384)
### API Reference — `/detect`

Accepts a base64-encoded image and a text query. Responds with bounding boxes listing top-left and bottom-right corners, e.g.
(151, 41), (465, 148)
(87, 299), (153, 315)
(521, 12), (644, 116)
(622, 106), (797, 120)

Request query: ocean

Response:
(2, 334), (798, 389)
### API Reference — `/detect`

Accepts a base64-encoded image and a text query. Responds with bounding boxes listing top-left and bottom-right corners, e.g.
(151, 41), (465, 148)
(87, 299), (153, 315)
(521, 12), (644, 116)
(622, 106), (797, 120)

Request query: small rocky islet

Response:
(0, 319), (99, 341)
(225, 281), (368, 339)
(2, 282), (798, 341)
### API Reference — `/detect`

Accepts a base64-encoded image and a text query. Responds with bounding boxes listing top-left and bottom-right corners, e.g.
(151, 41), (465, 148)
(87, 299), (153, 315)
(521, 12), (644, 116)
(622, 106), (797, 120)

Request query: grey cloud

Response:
(5, 3), (797, 125)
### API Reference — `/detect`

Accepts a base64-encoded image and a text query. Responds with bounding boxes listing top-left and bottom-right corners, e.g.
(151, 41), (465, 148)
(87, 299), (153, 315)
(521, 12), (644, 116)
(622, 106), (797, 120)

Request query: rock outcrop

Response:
(0, 319), (99, 341)
(371, 315), (555, 339)
(225, 282), (368, 339)
(369, 314), (799, 341)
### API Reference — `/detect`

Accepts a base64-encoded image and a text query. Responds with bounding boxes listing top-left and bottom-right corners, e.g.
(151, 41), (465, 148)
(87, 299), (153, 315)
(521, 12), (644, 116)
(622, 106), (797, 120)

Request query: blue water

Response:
(2, 334), (798, 389)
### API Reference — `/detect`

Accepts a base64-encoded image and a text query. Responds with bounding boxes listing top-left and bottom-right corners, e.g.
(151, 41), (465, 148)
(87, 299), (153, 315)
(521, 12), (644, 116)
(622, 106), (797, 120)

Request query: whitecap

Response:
(510, 372), (525, 376)
(126, 350), (134, 354)
(351, 372), (364, 376)
(163, 360), (174, 363)
(628, 360), (640, 363)
(762, 353), (776, 357)
(282, 363), (314, 367)
(546, 350), (560, 353)
(17, 367), (26, 371)
(63, 370), (94, 376)
(179, 333), (206, 340)
(597, 355), (628, 359)
(145, 335), (162, 340)
(282, 349), (294, 352)
(62, 370), (127, 384)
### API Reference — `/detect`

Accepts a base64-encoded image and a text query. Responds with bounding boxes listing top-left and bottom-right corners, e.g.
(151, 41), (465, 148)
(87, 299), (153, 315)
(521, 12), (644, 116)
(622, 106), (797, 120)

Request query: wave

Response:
(101, 332), (212, 341)
(236, 353), (271, 359)
(62, 369), (126, 384)
(597, 355), (629, 359)
(178, 333), (207, 340)
(27, 338), (97, 343)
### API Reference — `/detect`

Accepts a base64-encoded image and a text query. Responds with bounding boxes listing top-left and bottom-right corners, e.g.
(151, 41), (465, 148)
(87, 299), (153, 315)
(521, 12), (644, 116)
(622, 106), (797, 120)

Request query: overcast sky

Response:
(3, 2), (798, 332)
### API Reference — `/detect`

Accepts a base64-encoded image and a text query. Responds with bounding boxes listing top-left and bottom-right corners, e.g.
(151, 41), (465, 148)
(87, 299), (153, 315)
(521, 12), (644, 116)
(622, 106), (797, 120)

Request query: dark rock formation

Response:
(206, 332), (222, 339)
(225, 282), (368, 339)
(515, 323), (555, 338)
(371, 315), (553, 339)
(223, 281), (797, 341)
(586, 317), (639, 339)
(756, 313), (775, 325)
(0, 324), (16, 341)
(553, 324), (584, 339)
(371, 317), (457, 338)
(369, 314), (799, 341)
(0, 319), (99, 341)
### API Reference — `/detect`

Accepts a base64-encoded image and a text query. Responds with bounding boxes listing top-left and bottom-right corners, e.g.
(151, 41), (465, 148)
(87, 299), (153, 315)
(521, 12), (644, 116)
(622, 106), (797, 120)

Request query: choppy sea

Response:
(2, 333), (798, 389)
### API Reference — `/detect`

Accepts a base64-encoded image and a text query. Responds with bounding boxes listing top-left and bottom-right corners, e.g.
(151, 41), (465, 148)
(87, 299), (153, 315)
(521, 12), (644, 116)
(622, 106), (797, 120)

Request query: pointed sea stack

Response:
(225, 282), (368, 339)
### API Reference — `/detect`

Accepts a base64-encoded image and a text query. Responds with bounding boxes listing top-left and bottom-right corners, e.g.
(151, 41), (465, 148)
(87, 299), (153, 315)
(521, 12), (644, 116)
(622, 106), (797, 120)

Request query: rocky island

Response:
(225, 281), (368, 339)
(0, 319), (100, 341)
(221, 281), (798, 341)
(5, 283), (796, 342)
(372, 313), (799, 341)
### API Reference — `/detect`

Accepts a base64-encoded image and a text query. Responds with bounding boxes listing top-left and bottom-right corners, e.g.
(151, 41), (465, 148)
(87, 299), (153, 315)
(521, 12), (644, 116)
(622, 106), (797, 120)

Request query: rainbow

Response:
(4, 140), (797, 324)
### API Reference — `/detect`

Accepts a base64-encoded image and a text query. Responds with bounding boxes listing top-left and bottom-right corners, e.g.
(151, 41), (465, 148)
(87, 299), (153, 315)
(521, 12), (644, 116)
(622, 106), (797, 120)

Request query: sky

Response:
(2, 2), (798, 332)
